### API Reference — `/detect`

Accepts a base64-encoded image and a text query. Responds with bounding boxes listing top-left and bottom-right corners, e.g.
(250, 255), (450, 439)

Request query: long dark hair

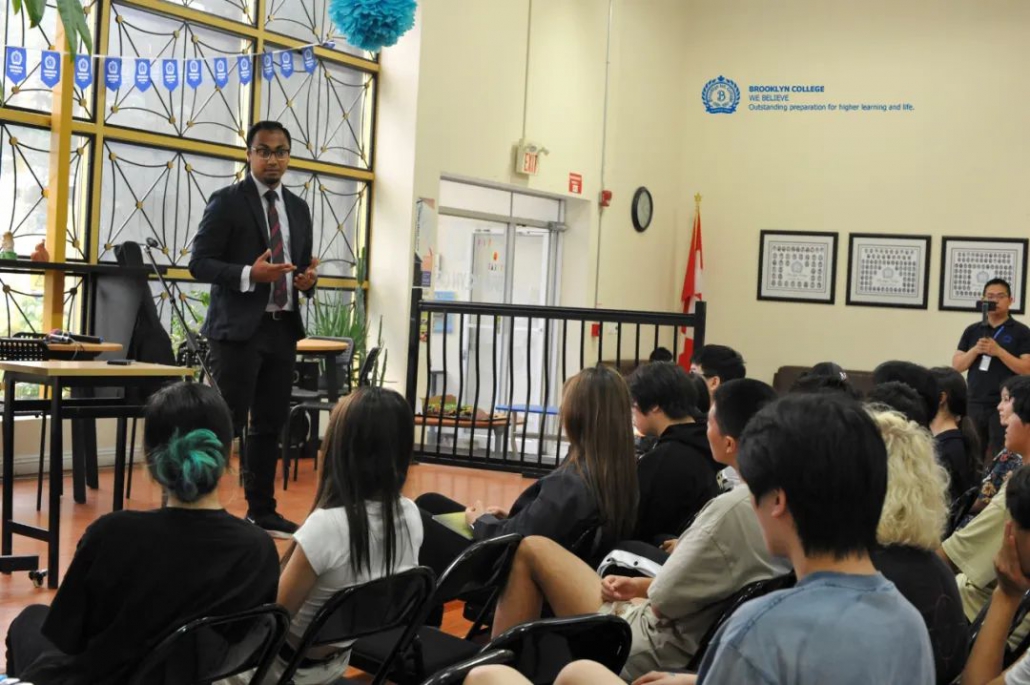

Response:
(559, 365), (638, 541)
(930, 367), (982, 481)
(287, 387), (415, 575)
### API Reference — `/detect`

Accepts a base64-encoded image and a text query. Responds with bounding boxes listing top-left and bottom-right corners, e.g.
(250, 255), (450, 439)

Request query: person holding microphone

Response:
(953, 279), (1030, 460)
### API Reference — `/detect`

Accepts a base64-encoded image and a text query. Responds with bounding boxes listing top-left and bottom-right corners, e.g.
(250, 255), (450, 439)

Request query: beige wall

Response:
(372, 0), (1030, 386)
(682, 0), (1030, 381)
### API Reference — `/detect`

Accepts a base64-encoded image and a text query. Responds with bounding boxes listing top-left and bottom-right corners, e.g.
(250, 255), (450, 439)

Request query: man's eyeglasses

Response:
(250, 147), (290, 160)
(984, 293), (1010, 302)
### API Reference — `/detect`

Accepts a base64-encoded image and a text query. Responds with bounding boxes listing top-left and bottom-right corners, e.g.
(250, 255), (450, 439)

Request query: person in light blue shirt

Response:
(695, 394), (934, 685)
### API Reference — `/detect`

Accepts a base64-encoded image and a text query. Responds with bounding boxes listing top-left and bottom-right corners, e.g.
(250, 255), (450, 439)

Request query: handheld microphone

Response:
(983, 300), (990, 329)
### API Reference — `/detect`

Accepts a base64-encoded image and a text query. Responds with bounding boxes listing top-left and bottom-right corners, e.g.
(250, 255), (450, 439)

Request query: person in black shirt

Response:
(628, 362), (719, 542)
(953, 278), (1030, 459)
(930, 366), (982, 504)
(4, 383), (279, 685)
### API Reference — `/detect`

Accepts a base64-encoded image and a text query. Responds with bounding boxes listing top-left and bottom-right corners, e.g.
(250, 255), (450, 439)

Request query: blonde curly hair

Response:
(870, 408), (950, 550)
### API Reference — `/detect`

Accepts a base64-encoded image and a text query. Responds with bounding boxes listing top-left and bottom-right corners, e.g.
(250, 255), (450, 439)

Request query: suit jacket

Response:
(189, 176), (313, 342)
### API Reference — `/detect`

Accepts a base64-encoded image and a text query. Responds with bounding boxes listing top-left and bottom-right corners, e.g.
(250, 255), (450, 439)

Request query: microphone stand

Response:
(142, 242), (220, 396)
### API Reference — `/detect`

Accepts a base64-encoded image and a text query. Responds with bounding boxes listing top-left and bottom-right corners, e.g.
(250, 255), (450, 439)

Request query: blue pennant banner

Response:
(213, 56), (229, 88)
(135, 58), (151, 92)
(162, 59), (179, 91)
(302, 47), (316, 74)
(279, 50), (294, 78)
(73, 54), (92, 89)
(261, 52), (274, 80)
(5, 46), (27, 84)
(185, 59), (203, 89)
(104, 56), (122, 90)
(40, 50), (60, 88)
(237, 55), (252, 85)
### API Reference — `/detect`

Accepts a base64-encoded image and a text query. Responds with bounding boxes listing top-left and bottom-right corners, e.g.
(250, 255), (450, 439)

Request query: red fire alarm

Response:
(590, 323), (601, 338)
(599, 189), (612, 207)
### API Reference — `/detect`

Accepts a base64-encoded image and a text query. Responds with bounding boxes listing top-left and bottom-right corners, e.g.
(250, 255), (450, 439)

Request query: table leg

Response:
(2, 375), (16, 556)
(112, 416), (126, 512)
(326, 353), (340, 403)
(71, 419), (87, 504)
(48, 379), (62, 589)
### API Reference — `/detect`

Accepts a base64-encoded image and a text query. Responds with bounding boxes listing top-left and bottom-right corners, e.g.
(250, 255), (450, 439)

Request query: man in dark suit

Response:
(189, 121), (318, 537)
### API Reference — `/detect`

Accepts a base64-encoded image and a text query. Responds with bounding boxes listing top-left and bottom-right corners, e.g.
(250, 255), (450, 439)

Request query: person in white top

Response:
(256, 387), (424, 685)
(962, 376), (1030, 685)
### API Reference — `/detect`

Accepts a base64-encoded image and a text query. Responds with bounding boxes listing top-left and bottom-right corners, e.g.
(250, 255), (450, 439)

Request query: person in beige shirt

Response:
(490, 379), (790, 679)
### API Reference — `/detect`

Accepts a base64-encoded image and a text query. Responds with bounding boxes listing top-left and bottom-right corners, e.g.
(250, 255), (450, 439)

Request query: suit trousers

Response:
(209, 313), (298, 515)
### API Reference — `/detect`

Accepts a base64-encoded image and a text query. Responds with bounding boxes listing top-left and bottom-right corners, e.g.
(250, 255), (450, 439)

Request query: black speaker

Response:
(294, 360), (319, 391)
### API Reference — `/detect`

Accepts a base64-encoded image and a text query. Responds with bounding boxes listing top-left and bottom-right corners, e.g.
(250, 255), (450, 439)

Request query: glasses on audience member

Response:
(250, 147), (291, 160)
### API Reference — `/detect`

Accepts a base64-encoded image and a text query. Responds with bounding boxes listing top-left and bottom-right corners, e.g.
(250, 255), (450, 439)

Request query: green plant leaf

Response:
(56, 0), (93, 56)
(20, 0), (46, 28)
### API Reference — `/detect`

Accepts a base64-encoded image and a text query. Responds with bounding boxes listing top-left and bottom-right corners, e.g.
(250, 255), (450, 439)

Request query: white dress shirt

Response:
(240, 174), (294, 311)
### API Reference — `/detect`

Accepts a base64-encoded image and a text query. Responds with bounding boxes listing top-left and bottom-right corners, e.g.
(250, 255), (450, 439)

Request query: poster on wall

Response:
(940, 237), (1028, 313)
(846, 234), (930, 309)
(757, 230), (838, 304)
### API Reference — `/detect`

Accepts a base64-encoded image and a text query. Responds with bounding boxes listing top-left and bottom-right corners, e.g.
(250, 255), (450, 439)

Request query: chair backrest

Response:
(485, 614), (633, 685)
(946, 485), (980, 538)
(128, 603), (290, 685)
(418, 649), (514, 685)
(359, 346), (382, 387)
(0, 336), (50, 361)
(685, 572), (797, 671)
(278, 566), (435, 685)
(969, 588), (1030, 663)
(435, 534), (522, 606)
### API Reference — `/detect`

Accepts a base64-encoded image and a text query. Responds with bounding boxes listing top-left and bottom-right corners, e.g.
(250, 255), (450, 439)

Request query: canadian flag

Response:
(678, 203), (703, 369)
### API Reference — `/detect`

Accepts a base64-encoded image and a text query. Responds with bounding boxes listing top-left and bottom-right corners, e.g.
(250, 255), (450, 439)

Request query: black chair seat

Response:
(353, 627), (480, 685)
(291, 388), (326, 402)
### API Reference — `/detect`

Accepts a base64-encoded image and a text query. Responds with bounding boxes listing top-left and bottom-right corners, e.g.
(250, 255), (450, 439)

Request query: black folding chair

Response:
(486, 614), (632, 685)
(945, 485), (981, 538)
(969, 589), (1030, 668)
(418, 649), (514, 685)
(127, 603), (290, 685)
(0, 336), (52, 512)
(351, 534), (523, 684)
(684, 572), (796, 671)
(276, 566), (435, 685)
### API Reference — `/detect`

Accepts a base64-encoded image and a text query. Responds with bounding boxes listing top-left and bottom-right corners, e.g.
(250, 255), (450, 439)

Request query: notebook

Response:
(432, 512), (474, 540)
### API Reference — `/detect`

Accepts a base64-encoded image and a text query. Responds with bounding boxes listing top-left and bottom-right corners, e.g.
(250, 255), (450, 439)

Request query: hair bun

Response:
(151, 428), (226, 503)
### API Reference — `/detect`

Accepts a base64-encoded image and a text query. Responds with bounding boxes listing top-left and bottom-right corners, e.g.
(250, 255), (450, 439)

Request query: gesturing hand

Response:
(465, 500), (485, 527)
(251, 249), (295, 283)
(294, 257), (319, 292)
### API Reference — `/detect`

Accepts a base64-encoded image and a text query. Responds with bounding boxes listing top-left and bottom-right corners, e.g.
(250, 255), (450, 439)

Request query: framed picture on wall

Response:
(940, 237), (1028, 313)
(757, 230), (838, 304)
(846, 234), (931, 309)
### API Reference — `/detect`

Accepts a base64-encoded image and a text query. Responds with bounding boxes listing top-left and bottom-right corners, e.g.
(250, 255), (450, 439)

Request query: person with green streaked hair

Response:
(4, 382), (279, 685)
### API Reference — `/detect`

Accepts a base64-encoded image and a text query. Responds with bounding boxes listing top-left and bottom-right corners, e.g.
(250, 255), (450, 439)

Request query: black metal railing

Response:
(405, 289), (706, 474)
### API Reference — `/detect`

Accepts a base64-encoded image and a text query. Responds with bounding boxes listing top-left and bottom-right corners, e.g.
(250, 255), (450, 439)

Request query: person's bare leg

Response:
(554, 660), (626, 685)
(492, 536), (604, 637)
(464, 665), (532, 685)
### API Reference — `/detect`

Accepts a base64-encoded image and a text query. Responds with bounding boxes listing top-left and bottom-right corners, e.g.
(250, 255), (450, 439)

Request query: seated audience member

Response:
(258, 387), (423, 684)
(629, 362), (719, 542)
(488, 379), (787, 680)
(962, 467), (1030, 685)
(942, 377), (1030, 654)
(790, 361), (861, 399)
(417, 365), (638, 575)
(649, 346), (674, 363)
(873, 360), (938, 427)
(961, 379), (1024, 529)
(688, 373), (711, 415)
(689, 344), (745, 396)
(693, 394), (934, 683)
(868, 409), (969, 684)
(868, 380), (929, 425)
(4, 383), (279, 685)
(930, 366), (983, 503)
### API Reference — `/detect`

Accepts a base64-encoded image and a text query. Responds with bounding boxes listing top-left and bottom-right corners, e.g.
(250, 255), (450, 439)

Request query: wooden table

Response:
(1, 361), (193, 587)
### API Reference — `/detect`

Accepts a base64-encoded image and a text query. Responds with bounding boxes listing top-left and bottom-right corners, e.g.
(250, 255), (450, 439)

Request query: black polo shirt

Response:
(957, 316), (1030, 404)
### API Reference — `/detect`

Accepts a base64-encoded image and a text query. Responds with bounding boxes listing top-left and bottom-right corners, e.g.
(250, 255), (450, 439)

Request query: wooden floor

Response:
(0, 456), (533, 674)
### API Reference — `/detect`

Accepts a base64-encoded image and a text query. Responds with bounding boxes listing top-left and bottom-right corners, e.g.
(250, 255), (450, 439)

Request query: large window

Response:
(0, 0), (376, 360)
